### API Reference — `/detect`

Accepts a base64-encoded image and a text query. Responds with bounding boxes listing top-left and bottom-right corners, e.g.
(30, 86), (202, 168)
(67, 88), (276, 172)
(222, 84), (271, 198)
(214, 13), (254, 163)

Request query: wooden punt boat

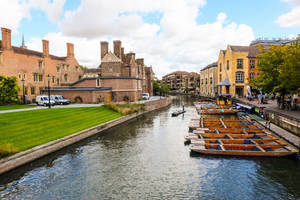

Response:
(171, 110), (186, 117)
(191, 138), (280, 145)
(190, 143), (298, 157)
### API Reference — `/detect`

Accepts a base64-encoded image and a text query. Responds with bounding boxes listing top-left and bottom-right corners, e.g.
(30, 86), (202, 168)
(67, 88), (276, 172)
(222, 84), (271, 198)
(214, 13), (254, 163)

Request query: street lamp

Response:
(47, 74), (51, 109)
(21, 78), (25, 104)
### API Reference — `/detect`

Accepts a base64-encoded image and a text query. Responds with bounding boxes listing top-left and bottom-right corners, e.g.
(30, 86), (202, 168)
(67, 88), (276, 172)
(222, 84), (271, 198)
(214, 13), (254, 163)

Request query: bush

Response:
(0, 143), (19, 158)
(0, 75), (21, 105)
(104, 102), (145, 115)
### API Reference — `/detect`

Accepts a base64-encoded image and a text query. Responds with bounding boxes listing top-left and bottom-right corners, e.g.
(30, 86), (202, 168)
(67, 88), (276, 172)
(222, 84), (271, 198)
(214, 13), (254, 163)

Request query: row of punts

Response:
(186, 103), (298, 157)
(194, 102), (238, 115)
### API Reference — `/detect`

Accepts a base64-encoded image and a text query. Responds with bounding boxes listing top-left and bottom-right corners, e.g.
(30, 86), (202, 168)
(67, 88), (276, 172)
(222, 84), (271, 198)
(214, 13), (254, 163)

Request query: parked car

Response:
(50, 95), (70, 105)
(142, 93), (150, 100)
(36, 95), (55, 106)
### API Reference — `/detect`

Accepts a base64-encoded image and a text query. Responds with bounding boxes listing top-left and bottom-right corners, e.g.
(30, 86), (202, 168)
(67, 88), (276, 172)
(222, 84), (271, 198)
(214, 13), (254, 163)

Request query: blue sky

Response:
(1, 0), (300, 77)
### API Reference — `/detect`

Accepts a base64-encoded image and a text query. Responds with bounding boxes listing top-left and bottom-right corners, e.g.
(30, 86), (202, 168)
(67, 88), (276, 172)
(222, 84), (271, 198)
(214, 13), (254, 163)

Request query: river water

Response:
(1, 97), (300, 200)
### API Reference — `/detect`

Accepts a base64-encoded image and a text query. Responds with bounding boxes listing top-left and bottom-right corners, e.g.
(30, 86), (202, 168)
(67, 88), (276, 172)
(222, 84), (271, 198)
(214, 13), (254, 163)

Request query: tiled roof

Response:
(248, 46), (261, 58)
(84, 68), (101, 73)
(12, 46), (67, 61)
(201, 62), (218, 71)
(229, 45), (250, 52)
(101, 51), (121, 63)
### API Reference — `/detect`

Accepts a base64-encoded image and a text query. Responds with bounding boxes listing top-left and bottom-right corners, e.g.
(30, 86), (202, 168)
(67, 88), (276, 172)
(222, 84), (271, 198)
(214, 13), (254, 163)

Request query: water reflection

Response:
(0, 96), (300, 200)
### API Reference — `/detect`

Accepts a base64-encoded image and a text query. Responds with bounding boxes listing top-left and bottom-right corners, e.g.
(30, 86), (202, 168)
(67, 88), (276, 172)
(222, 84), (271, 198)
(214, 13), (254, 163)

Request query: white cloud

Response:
(29, 0), (66, 23)
(0, 0), (31, 31)
(24, 0), (254, 79)
(276, 0), (300, 27)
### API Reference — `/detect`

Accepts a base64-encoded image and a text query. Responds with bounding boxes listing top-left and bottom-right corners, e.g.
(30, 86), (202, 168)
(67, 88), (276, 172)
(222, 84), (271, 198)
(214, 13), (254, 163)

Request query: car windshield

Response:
(58, 96), (63, 100)
(43, 97), (48, 100)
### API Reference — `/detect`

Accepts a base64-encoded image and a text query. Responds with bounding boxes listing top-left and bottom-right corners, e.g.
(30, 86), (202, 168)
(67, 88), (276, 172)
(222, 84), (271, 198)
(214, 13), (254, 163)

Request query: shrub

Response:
(0, 75), (21, 105)
(0, 143), (19, 158)
(104, 102), (145, 115)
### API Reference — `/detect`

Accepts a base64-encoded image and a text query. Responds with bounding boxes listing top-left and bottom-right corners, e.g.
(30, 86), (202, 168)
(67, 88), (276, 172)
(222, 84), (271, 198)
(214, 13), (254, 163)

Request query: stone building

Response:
(48, 40), (154, 103)
(0, 27), (84, 102)
(199, 62), (218, 97)
(162, 71), (199, 93)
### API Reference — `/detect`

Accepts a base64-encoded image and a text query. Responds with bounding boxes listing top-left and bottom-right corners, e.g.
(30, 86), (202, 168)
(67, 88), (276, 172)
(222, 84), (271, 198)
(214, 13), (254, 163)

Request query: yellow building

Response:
(217, 45), (250, 97)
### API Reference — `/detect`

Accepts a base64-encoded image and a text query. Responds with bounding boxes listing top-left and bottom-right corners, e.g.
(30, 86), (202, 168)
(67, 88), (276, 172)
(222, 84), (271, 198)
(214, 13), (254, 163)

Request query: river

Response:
(1, 96), (300, 200)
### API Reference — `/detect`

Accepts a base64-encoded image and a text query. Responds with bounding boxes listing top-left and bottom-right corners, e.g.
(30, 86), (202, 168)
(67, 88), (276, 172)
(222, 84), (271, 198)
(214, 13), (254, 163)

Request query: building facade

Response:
(48, 40), (154, 103)
(217, 45), (250, 97)
(199, 62), (218, 97)
(162, 71), (199, 94)
(0, 27), (84, 102)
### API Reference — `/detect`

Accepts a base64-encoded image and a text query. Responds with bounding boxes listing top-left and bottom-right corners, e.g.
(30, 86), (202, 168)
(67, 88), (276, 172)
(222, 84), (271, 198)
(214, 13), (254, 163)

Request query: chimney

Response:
(67, 43), (74, 57)
(42, 40), (49, 57)
(101, 41), (108, 59)
(136, 58), (144, 66)
(1, 28), (12, 49)
(121, 47), (124, 58)
(113, 40), (122, 58)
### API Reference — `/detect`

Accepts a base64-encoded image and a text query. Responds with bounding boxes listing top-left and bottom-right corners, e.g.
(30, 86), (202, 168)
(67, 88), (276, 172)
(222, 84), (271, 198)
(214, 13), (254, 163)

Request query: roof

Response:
(217, 78), (231, 86)
(42, 87), (112, 92)
(250, 39), (294, 46)
(201, 62), (218, 71)
(162, 71), (190, 78)
(229, 45), (250, 52)
(70, 76), (142, 86)
(101, 51), (121, 63)
(12, 46), (67, 61)
(83, 68), (101, 73)
(248, 46), (261, 58)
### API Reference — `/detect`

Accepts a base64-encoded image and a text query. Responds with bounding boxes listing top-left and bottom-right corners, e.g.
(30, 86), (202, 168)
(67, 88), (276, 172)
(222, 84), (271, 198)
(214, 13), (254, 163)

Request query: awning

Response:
(217, 78), (231, 86)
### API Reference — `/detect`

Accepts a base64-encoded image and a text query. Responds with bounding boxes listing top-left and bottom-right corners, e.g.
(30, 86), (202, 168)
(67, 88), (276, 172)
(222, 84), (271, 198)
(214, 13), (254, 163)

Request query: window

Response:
(56, 66), (60, 72)
(250, 60), (255, 69)
(109, 66), (113, 72)
(31, 87), (35, 95)
(39, 87), (44, 94)
(78, 75), (82, 80)
(38, 60), (43, 70)
(39, 74), (43, 82)
(237, 59), (243, 69)
(23, 74), (26, 79)
(57, 78), (60, 85)
(205, 78), (208, 84)
(66, 65), (69, 71)
(220, 63), (222, 72)
(64, 74), (68, 82)
(24, 87), (28, 95)
(236, 72), (244, 83)
(18, 74), (21, 79)
(33, 73), (38, 82)
(52, 76), (55, 83)
(219, 74), (222, 82)
(227, 60), (229, 70)
(96, 79), (101, 87)
(250, 73), (255, 79)
(210, 77), (212, 84)
(201, 79), (203, 84)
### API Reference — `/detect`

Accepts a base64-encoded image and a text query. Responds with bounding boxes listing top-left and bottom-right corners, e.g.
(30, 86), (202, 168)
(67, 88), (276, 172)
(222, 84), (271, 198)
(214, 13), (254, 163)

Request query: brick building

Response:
(162, 71), (199, 94)
(0, 27), (84, 102)
(199, 62), (218, 97)
(49, 40), (154, 102)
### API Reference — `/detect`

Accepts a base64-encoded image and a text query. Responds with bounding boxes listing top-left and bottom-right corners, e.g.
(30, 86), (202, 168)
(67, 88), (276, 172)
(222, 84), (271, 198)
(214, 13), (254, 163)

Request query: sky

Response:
(0, 0), (300, 78)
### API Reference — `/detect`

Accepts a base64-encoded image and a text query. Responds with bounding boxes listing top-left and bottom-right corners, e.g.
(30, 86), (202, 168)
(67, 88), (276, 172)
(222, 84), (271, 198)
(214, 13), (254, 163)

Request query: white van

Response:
(36, 95), (55, 106)
(142, 93), (150, 100)
(50, 95), (70, 105)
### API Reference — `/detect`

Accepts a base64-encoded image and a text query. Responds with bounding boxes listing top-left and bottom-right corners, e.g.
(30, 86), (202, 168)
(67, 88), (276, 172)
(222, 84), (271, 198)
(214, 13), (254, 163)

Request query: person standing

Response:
(182, 102), (185, 111)
(293, 93), (298, 104)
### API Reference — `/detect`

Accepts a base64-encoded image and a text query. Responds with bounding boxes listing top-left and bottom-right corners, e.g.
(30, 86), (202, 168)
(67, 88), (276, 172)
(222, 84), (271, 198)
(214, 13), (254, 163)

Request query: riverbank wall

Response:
(0, 98), (171, 175)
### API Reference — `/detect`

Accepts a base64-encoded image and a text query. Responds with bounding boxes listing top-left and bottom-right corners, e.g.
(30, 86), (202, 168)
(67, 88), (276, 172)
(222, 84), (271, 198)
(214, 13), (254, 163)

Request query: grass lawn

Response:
(0, 104), (37, 111)
(0, 106), (122, 156)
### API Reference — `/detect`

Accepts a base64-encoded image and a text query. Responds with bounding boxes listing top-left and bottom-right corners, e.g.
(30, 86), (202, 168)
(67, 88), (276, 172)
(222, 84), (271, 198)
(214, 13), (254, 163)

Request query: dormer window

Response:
(38, 60), (43, 70)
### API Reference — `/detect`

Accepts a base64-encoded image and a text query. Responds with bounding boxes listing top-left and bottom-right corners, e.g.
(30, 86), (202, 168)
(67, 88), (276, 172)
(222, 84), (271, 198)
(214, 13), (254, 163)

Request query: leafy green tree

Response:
(153, 80), (169, 96)
(0, 75), (21, 105)
(250, 41), (300, 106)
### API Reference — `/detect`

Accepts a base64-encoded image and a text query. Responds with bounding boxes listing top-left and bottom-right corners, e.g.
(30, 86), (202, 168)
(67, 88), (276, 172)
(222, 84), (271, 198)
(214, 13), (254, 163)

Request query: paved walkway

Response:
(0, 104), (103, 114)
(249, 114), (300, 149)
(237, 98), (300, 121)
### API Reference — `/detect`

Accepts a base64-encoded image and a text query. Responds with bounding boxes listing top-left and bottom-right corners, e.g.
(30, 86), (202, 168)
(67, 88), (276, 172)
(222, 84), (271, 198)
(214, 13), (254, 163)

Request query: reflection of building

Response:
(0, 27), (84, 102)
(162, 71), (199, 94)
(199, 62), (218, 97)
(217, 45), (250, 97)
(48, 40), (154, 103)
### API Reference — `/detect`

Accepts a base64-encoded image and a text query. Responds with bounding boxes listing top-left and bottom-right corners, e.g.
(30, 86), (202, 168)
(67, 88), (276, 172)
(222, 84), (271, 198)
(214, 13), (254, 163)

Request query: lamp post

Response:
(21, 78), (25, 104)
(47, 74), (51, 109)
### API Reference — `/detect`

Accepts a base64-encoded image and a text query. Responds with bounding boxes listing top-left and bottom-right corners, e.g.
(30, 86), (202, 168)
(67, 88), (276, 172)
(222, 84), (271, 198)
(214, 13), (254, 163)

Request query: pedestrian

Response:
(182, 102), (184, 111)
(258, 94), (262, 104)
(293, 93), (298, 104)
(287, 95), (292, 110)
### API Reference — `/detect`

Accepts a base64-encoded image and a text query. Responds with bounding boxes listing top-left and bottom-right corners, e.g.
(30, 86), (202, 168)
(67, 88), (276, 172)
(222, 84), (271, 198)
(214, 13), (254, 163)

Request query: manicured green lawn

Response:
(0, 104), (37, 111)
(0, 106), (123, 155)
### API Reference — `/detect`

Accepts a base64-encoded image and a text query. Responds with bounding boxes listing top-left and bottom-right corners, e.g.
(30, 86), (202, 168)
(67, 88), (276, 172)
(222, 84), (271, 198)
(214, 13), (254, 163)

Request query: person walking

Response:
(182, 102), (185, 111)
(258, 94), (262, 104)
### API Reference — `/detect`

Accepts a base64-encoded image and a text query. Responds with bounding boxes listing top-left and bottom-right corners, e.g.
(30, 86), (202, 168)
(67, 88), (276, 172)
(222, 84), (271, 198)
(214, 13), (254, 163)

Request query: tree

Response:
(250, 41), (300, 107)
(0, 75), (21, 105)
(153, 80), (169, 96)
